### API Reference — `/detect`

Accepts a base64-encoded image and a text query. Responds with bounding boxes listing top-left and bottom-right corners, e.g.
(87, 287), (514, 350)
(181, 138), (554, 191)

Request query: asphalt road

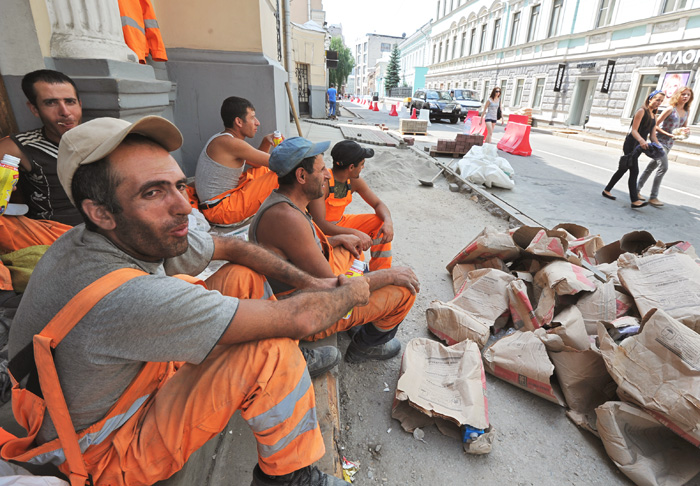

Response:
(342, 100), (700, 246)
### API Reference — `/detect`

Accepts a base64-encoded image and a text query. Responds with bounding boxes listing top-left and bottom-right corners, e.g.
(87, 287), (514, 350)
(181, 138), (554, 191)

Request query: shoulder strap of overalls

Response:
(33, 267), (146, 486)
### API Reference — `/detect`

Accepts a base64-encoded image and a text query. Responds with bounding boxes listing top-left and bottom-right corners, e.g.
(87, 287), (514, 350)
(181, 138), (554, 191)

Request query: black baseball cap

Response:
(330, 140), (374, 168)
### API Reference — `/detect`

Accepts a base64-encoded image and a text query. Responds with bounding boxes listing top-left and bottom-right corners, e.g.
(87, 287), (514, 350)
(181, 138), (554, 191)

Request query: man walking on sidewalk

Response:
(327, 84), (337, 119)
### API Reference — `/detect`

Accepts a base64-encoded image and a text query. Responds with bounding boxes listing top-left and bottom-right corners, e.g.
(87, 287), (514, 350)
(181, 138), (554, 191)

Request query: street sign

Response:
(554, 63), (565, 92)
(601, 60), (615, 93)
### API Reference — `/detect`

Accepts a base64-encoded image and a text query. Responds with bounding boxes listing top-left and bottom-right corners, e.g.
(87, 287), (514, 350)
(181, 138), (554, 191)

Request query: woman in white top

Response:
(480, 87), (501, 143)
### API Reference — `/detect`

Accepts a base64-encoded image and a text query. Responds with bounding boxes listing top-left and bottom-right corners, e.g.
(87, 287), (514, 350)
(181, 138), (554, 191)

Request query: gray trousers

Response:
(637, 145), (670, 199)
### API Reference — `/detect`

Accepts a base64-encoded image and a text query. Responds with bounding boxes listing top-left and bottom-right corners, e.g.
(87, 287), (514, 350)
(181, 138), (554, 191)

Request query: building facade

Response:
(426, 0), (700, 136)
(353, 33), (405, 95)
(398, 22), (432, 93)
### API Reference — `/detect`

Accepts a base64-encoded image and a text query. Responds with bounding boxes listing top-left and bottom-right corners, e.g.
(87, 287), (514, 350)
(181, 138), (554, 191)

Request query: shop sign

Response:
(654, 49), (700, 66)
(601, 60), (615, 94)
(576, 62), (596, 69)
(554, 63), (565, 92)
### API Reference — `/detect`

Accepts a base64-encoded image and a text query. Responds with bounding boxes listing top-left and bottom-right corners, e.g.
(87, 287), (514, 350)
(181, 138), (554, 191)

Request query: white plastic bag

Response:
(457, 144), (515, 189)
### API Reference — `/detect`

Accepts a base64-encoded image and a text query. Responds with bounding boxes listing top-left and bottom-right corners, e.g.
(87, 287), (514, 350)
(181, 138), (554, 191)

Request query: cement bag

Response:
(598, 309), (700, 447)
(426, 300), (490, 348)
(457, 144), (515, 189)
(596, 402), (700, 486)
(482, 330), (566, 406)
(617, 252), (700, 333)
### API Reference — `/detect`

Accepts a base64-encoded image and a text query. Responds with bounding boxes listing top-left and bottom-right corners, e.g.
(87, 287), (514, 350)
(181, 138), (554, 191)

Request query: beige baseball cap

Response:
(57, 116), (183, 204)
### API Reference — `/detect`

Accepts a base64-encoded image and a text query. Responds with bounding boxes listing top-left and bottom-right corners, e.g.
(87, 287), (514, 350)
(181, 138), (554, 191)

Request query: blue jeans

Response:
(328, 101), (336, 116)
(637, 146), (670, 199)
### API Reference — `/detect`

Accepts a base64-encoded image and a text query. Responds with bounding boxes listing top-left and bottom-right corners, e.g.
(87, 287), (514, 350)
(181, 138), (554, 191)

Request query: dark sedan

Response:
(409, 89), (461, 124)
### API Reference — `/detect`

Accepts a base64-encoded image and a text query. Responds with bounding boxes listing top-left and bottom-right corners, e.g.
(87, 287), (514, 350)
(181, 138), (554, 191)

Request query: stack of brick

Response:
(434, 134), (484, 155)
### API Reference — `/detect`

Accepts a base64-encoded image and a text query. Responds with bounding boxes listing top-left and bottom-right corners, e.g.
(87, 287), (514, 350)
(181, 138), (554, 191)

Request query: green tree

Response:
(384, 44), (401, 92)
(329, 37), (354, 90)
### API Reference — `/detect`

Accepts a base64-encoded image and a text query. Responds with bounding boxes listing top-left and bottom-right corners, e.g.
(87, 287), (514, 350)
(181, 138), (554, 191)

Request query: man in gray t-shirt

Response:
(7, 116), (363, 486)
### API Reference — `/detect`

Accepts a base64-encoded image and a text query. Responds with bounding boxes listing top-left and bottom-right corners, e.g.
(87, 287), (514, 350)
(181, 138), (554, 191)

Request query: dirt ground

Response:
(331, 145), (642, 486)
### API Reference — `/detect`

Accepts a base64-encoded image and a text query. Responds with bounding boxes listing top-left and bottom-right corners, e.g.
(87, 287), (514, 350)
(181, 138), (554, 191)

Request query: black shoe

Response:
(251, 464), (348, 485)
(299, 345), (341, 378)
(345, 337), (402, 363)
(601, 191), (616, 200)
(631, 201), (648, 208)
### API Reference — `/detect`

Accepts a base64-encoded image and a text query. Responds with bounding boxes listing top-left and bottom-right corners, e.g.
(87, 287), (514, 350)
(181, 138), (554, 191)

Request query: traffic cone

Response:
(410, 108), (417, 119)
(374, 101), (380, 111)
(388, 103), (398, 116)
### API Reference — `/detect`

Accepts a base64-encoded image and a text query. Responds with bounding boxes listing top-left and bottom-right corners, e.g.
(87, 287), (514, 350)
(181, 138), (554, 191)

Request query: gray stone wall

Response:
(165, 49), (289, 176)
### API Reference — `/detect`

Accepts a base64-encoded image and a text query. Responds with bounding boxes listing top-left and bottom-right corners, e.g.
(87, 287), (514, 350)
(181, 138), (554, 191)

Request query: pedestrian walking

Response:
(327, 83), (337, 119)
(603, 90), (666, 208)
(637, 87), (693, 207)
(481, 87), (501, 143)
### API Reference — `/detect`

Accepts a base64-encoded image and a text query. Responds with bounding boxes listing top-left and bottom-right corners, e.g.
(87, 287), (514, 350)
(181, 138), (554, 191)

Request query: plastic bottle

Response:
(272, 130), (284, 147)
(342, 259), (365, 319)
(0, 154), (21, 216)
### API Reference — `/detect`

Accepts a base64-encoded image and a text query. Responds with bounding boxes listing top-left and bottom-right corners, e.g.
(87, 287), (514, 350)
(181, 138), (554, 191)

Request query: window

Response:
(500, 79), (508, 104)
(364, 42), (367, 52)
(381, 43), (392, 52)
(492, 19), (501, 50)
(461, 32), (467, 57)
(452, 35), (457, 58)
(527, 5), (540, 42)
(510, 12), (521, 46)
(662, 0), (687, 12)
(514, 79), (525, 106)
(631, 74), (660, 116)
(548, 0), (563, 37)
(363, 53), (367, 63)
(438, 42), (443, 62)
(445, 39), (450, 60)
(482, 81), (490, 102)
(596, 0), (616, 28)
(469, 28), (477, 55)
(479, 24), (487, 52)
(437, 1), (441, 18)
(473, 80), (478, 91)
(433, 45), (437, 64)
(532, 78), (545, 108)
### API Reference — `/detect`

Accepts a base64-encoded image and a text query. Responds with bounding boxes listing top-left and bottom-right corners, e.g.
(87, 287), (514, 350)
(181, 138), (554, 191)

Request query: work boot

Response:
(251, 464), (348, 485)
(344, 323), (401, 363)
(299, 345), (341, 378)
(345, 337), (401, 363)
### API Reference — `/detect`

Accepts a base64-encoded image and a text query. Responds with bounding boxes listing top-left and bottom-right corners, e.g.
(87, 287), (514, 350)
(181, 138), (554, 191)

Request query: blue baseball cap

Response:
(269, 137), (330, 177)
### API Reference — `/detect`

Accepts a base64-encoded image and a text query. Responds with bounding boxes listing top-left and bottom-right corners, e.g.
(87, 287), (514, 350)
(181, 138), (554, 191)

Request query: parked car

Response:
(409, 89), (461, 123)
(451, 89), (482, 119)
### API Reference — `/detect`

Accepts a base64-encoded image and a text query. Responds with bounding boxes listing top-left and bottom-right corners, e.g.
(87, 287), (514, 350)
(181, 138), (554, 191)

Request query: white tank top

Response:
(194, 132), (245, 202)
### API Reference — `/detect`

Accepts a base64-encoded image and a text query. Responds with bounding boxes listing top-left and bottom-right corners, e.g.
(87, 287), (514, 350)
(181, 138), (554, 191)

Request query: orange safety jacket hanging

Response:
(118, 0), (168, 63)
(324, 171), (352, 223)
(0, 268), (173, 486)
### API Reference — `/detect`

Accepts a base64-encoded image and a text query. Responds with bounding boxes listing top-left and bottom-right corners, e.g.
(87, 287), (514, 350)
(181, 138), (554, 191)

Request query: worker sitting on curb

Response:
(249, 137), (419, 364)
(308, 140), (393, 271)
(0, 70), (85, 290)
(193, 96), (279, 225)
(5, 117), (363, 486)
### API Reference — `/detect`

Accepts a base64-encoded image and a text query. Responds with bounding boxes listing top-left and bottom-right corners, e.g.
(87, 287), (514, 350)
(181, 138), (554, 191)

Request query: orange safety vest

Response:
(324, 171), (352, 223)
(0, 268), (172, 486)
(118, 0), (168, 63)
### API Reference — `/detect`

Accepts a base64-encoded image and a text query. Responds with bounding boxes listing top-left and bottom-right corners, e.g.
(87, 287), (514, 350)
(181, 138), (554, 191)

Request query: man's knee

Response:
(205, 263), (274, 300)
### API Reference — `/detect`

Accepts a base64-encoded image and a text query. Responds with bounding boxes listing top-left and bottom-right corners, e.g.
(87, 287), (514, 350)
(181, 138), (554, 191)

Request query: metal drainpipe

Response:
(283, 0), (293, 84)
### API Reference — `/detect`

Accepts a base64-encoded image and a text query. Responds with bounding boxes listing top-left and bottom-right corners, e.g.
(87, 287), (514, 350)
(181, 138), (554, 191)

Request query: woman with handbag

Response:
(636, 87), (693, 207)
(602, 90), (666, 208)
(481, 87), (501, 143)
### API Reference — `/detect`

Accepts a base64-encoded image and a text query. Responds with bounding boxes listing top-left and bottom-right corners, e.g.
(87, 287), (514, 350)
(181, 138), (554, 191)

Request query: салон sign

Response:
(654, 49), (700, 66)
